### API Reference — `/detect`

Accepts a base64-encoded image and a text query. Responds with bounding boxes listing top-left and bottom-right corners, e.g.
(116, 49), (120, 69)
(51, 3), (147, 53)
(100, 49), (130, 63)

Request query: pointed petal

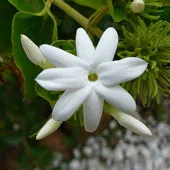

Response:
(76, 28), (95, 64)
(36, 118), (62, 140)
(90, 27), (118, 68)
(83, 91), (104, 132)
(95, 83), (136, 114)
(52, 86), (92, 121)
(111, 111), (152, 136)
(40, 45), (89, 68)
(36, 67), (88, 91)
(98, 57), (148, 86)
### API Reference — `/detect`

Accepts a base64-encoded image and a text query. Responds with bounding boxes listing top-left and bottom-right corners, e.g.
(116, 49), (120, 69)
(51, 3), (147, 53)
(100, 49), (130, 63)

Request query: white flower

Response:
(36, 118), (62, 140)
(131, 0), (145, 13)
(36, 27), (148, 133)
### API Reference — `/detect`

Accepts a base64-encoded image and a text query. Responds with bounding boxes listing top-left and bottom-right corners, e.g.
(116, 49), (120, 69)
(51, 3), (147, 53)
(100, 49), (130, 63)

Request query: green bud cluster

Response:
(118, 17), (170, 106)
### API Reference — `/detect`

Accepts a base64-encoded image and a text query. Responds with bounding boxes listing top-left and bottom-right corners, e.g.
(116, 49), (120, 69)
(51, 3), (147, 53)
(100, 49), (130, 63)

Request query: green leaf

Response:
(72, 0), (103, 9)
(106, 0), (114, 20)
(12, 11), (58, 99)
(0, 0), (16, 53)
(35, 84), (61, 107)
(8, 0), (44, 13)
(52, 40), (76, 54)
(113, 5), (126, 22)
(160, 5), (170, 22)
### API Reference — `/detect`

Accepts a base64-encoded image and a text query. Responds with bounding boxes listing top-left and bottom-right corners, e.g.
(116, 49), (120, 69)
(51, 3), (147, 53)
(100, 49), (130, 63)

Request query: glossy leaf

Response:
(8, 0), (44, 13)
(12, 11), (58, 99)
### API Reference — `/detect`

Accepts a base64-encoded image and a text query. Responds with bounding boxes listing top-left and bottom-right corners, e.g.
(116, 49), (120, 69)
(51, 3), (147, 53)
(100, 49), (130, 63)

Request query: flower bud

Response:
(131, 0), (145, 13)
(112, 111), (152, 136)
(21, 34), (46, 66)
(36, 118), (62, 140)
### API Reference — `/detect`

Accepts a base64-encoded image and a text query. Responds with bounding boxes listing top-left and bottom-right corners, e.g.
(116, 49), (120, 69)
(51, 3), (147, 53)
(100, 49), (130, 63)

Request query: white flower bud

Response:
(112, 111), (152, 136)
(36, 118), (62, 140)
(131, 0), (145, 13)
(21, 34), (45, 66)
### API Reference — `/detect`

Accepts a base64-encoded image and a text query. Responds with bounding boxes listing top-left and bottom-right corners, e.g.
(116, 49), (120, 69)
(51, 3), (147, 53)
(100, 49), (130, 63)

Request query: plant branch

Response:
(53, 0), (103, 37)
(89, 6), (108, 26)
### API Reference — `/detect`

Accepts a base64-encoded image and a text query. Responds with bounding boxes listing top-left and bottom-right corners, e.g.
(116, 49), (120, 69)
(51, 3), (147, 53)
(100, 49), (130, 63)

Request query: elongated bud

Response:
(36, 118), (62, 140)
(131, 0), (145, 13)
(112, 111), (152, 136)
(21, 35), (46, 66)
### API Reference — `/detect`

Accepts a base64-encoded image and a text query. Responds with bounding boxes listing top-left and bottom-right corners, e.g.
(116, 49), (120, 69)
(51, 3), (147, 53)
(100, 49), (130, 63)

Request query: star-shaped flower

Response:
(35, 27), (149, 133)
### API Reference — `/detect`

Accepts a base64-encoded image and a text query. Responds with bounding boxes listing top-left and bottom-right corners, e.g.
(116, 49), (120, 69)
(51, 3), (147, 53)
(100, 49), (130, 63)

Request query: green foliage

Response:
(160, 5), (170, 22)
(0, 0), (16, 53)
(35, 83), (61, 108)
(11, 2), (58, 99)
(106, 0), (114, 19)
(118, 17), (170, 106)
(142, 0), (164, 20)
(113, 5), (126, 22)
(8, 0), (44, 13)
(0, 53), (54, 169)
(71, 0), (103, 9)
(52, 40), (76, 54)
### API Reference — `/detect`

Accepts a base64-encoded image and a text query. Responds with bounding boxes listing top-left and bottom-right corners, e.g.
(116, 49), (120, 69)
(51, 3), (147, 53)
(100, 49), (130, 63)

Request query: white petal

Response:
(90, 27), (118, 68)
(76, 28), (95, 64)
(111, 111), (152, 136)
(21, 35), (45, 65)
(40, 44), (89, 68)
(98, 57), (148, 86)
(95, 83), (136, 114)
(36, 118), (62, 140)
(36, 67), (88, 91)
(52, 86), (92, 121)
(83, 91), (104, 132)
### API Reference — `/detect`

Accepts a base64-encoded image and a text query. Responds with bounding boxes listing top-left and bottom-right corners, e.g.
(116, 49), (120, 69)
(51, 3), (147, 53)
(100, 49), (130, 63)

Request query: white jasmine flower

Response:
(131, 0), (145, 13)
(36, 27), (148, 133)
(36, 118), (62, 140)
(21, 35), (51, 68)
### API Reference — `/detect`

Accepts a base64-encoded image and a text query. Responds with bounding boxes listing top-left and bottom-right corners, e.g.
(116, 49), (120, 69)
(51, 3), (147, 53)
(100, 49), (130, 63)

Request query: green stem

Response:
(89, 6), (108, 26)
(103, 103), (120, 120)
(37, 0), (53, 16)
(53, 0), (102, 37)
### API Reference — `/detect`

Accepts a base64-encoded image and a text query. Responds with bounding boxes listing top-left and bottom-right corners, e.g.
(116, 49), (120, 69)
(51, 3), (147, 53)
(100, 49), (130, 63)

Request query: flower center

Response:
(88, 73), (98, 82)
